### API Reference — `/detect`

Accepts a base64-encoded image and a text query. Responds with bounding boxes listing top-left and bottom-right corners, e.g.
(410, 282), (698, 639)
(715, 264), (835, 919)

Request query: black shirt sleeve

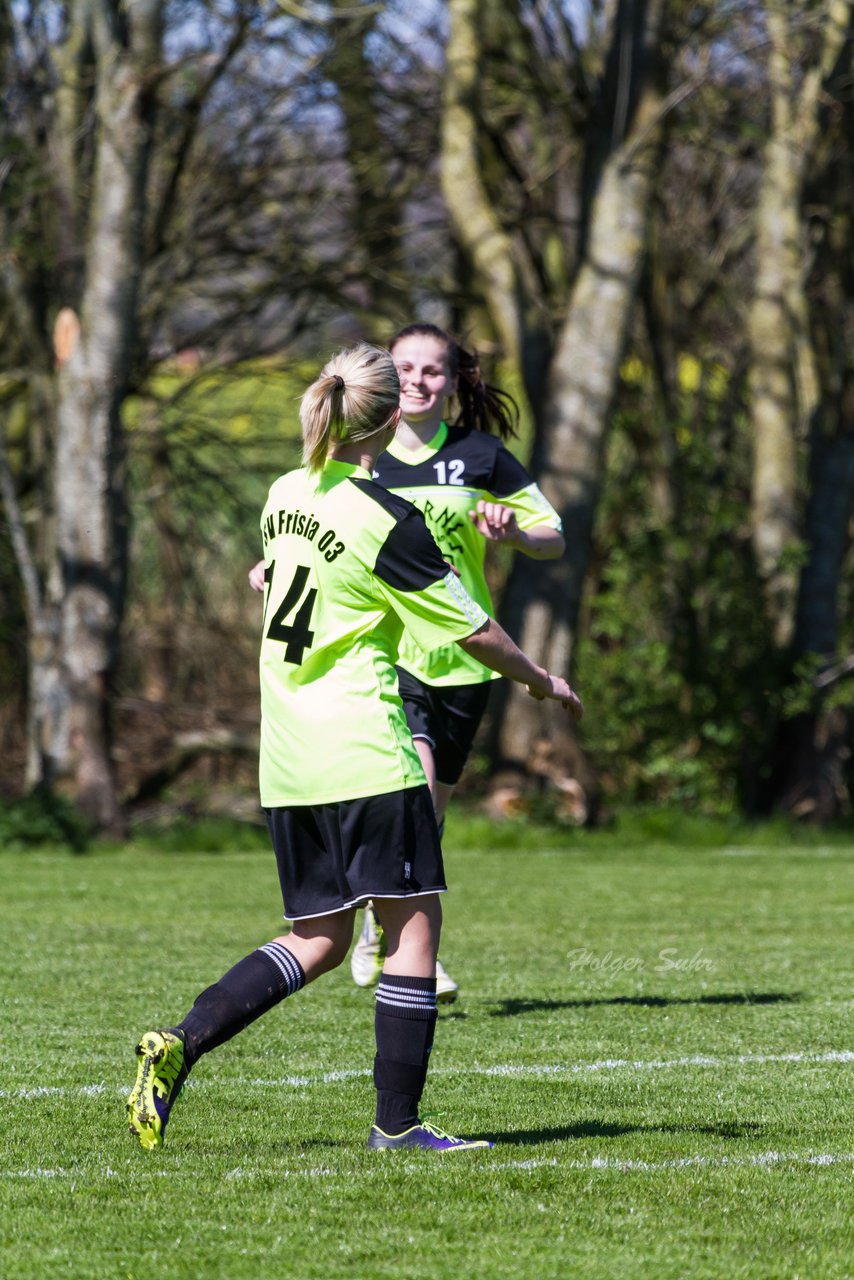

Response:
(373, 508), (450, 592)
(349, 475), (450, 591)
(488, 441), (533, 498)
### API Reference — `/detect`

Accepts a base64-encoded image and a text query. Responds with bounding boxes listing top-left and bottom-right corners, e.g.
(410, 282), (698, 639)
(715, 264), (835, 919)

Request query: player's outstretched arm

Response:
(457, 618), (582, 719)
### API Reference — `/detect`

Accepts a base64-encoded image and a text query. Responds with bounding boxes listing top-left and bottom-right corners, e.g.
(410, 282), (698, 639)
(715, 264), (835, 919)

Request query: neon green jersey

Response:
(373, 423), (562, 686)
(258, 459), (488, 806)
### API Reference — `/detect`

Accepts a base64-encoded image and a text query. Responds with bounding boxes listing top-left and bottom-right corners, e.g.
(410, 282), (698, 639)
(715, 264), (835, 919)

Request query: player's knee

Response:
(283, 927), (351, 975)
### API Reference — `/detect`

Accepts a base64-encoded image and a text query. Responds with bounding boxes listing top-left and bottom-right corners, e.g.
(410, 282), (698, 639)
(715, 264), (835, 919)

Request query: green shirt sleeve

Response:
(498, 482), (563, 533)
(376, 568), (488, 655)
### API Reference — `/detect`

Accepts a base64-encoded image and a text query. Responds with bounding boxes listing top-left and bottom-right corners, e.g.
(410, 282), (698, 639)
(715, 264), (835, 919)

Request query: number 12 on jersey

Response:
(264, 562), (317, 664)
(433, 458), (465, 485)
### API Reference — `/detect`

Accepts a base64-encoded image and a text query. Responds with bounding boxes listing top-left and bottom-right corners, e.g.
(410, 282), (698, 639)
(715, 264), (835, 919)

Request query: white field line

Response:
(3, 1150), (854, 1182)
(2, 1049), (853, 1102)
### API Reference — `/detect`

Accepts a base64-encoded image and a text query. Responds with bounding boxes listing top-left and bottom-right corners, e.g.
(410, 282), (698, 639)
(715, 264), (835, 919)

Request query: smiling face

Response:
(391, 333), (456, 432)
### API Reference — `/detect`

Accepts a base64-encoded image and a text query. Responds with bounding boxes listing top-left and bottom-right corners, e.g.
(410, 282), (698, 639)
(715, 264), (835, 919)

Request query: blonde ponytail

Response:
(300, 344), (400, 472)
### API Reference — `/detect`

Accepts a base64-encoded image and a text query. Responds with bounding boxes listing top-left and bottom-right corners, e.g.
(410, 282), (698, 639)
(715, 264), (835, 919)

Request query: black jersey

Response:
(373, 423), (561, 685)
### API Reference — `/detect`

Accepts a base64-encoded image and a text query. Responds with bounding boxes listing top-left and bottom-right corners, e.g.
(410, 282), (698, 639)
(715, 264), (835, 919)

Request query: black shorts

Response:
(396, 667), (492, 787)
(264, 784), (446, 921)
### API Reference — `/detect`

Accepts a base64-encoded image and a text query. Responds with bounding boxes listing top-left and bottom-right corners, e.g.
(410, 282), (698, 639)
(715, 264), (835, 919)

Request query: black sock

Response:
(175, 942), (305, 1066)
(373, 974), (437, 1134)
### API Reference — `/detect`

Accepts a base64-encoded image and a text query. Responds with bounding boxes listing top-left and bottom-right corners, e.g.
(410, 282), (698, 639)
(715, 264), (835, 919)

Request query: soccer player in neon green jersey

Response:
(349, 324), (565, 999)
(128, 343), (582, 1153)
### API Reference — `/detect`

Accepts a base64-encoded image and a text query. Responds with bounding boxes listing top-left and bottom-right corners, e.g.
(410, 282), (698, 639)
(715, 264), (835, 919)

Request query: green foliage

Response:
(120, 360), (307, 700)
(125, 815), (270, 854)
(0, 788), (91, 852)
(598, 806), (854, 848)
(126, 359), (306, 572)
(449, 804), (854, 851)
(578, 367), (786, 812)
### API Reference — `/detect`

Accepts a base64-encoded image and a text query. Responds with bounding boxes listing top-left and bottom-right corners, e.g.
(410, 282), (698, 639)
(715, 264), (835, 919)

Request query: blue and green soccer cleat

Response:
(367, 1120), (493, 1151)
(127, 1029), (188, 1150)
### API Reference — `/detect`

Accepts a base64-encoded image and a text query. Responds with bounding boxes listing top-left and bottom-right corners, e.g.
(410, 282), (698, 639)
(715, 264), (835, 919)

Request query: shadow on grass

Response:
(487, 992), (801, 1017)
(479, 1119), (766, 1146)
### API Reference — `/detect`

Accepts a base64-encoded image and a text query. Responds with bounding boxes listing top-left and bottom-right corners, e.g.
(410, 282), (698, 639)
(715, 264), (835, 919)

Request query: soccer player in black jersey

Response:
(348, 325), (565, 998)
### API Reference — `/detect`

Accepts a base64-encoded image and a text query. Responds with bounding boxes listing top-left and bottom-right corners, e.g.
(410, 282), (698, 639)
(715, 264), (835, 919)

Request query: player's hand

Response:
(469, 500), (520, 545)
(248, 560), (266, 592)
(526, 672), (583, 720)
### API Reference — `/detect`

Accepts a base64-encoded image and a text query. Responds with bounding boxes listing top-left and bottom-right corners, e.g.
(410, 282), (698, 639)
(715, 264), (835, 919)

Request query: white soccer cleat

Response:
(435, 957), (459, 1004)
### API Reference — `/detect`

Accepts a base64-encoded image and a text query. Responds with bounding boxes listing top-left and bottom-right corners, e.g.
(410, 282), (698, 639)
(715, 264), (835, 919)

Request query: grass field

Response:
(2, 814), (852, 1279)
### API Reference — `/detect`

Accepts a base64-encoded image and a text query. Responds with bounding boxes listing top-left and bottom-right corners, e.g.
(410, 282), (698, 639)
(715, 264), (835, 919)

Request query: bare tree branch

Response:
(0, 405), (42, 624)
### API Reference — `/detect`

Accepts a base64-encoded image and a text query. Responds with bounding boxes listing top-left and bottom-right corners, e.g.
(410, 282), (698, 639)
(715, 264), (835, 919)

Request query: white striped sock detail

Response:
(376, 980), (437, 1014)
(259, 943), (304, 996)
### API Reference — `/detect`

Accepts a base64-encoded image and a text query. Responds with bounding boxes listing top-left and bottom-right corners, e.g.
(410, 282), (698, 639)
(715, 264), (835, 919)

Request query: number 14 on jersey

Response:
(264, 562), (317, 664)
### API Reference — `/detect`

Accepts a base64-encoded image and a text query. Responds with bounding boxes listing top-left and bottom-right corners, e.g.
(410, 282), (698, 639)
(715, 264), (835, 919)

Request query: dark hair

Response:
(389, 323), (519, 440)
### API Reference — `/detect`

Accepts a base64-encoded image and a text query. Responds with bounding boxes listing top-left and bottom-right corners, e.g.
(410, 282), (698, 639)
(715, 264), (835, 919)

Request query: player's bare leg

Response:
(372, 894), (441, 976)
(275, 909), (355, 980)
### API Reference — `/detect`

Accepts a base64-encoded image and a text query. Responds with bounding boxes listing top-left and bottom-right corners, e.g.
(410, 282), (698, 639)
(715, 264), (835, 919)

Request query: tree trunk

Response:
(794, 422), (854, 663)
(775, 6), (854, 818)
(440, 0), (552, 413)
(0, 410), (62, 793)
(747, 0), (850, 647)
(326, 1), (412, 320)
(747, 97), (810, 646)
(492, 0), (667, 794)
(776, 419), (854, 821)
(750, 1), (854, 815)
(32, 0), (163, 833)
